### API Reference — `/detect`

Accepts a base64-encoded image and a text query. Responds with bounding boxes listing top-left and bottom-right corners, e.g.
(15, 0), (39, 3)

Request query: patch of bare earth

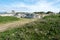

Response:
(0, 19), (37, 32)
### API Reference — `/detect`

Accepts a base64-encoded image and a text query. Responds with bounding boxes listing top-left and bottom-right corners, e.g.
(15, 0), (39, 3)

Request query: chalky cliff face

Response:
(0, 11), (53, 19)
(0, 11), (41, 19)
(0, 13), (14, 16)
(0, 12), (49, 18)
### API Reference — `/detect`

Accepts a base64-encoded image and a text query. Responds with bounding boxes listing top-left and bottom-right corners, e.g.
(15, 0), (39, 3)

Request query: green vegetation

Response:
(0, 16), (19, 23)
(34, 12), (45, 14)
(0, 14), (60, 40)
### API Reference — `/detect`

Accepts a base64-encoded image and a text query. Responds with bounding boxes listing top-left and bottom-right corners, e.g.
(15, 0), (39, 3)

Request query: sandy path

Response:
(0, 19), (37, 32)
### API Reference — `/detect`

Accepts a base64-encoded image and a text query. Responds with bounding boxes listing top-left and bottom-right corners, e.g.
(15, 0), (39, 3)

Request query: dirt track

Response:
(0, 19), (37, 32)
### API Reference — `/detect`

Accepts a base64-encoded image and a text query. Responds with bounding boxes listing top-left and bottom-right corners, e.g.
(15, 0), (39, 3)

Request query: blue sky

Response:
(0, 0), (60, 12)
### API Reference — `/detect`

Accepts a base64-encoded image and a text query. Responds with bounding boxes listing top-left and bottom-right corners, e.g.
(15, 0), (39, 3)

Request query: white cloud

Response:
(0, 0), (60, 12)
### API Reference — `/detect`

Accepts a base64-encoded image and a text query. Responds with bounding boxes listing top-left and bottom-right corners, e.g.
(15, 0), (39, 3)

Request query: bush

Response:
(0, 15), (60, 40)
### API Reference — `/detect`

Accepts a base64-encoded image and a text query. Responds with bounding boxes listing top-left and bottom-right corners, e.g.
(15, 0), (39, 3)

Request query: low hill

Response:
(0, 14), (60, 40)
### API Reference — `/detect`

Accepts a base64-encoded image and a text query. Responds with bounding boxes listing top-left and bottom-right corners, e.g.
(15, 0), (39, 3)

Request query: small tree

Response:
(34, 12), (45, 14)
(46, 11), (53, 14)
(58, 12), (60, 14)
